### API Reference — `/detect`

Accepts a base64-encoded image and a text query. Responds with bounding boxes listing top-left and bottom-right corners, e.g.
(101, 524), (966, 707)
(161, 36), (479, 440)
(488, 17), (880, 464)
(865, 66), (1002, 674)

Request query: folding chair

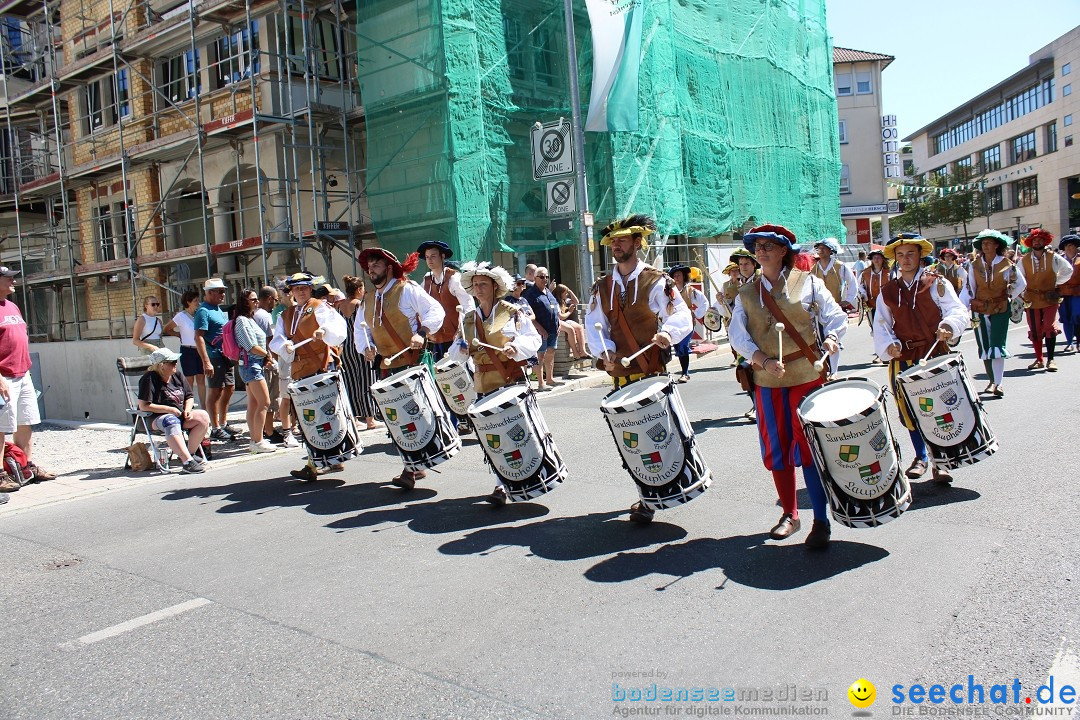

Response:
(116, 356), (206, 472)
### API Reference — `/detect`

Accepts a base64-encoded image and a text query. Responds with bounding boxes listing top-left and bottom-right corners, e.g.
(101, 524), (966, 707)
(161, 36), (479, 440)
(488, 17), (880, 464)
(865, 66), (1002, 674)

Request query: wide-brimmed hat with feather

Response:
(599, 214), (657, 251)
(460, 261), (514, 298)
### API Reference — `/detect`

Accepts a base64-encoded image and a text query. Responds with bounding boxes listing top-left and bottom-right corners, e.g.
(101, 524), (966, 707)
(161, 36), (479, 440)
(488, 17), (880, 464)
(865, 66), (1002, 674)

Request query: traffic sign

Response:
(546, 178), (576, 216)
(531, 120), (574, 180)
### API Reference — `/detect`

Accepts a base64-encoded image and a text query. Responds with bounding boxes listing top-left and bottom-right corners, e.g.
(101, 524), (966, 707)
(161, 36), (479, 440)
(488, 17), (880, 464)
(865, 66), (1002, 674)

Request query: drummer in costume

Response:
(858, 247), (889, 365)
(584, 214), (692, 524)
(811, 237), (858, 375)
(873, 235), (968, 483)
(934, 248), (964, 295)
(418, 240), (474, 431)
(715, 262), (740, 363)
(1058, 234), (1080, 354)
(718, 249), (760, 365)
(959, 229), (1026, 397)
(669, 265), (708, 383)
(448, 262), (542, 506)
(729, 224), (846, 549)
(354, 248), (446, 489)
(268, 272), (349, 481)
(1016, 229), (1073, 372)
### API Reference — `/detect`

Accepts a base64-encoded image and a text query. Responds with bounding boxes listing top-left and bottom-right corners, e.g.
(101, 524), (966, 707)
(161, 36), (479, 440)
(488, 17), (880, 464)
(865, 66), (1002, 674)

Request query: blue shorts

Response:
(179, 346), (202, 377)
(539, 332), (559, 352)
(238, 358), (265, 384)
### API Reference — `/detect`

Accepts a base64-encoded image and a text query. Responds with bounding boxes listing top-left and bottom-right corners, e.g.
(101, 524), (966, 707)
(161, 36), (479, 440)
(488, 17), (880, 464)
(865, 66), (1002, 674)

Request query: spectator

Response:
(194, 278), (239, 441)
(524, 264), (537, 286)
(233, 289), (277, 453)
(137, 347), (210, 473)
(336, 277), (380, 430)
(504, 274), (531, 311)
(255, 286), (283, 444)
(163, 290), (206, 410)
(552, 281), (587, 359)
(853, 250), (868, 277)
(131, 295), (163, 354)
(523, 266), (561, 390)
(0, 266), (55, 492)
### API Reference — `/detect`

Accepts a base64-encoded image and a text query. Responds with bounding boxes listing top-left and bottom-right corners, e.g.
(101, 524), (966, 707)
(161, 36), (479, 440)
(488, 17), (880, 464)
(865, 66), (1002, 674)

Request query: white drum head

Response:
(371, 365), (425, 392)
(600, 376), (669, 412)
(470, 385), (528, 415)
(800, 380), (880, 424)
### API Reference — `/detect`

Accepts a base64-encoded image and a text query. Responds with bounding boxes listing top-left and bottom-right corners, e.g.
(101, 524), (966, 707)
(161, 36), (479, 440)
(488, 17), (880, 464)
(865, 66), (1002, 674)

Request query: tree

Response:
(891, 171), (938, 235)
(942, 164), (982, 240)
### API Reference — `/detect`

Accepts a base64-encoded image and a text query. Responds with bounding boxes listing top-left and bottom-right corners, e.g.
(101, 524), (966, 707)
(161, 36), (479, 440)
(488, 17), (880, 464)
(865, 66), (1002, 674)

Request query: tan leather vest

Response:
(971, 256), (1013, 315)
(937, 263), (963, 294)
(423, 268), (459, 343)
(739, 270), (820, 388)
(594, 267), (666, 377)
(861, 267), (887, 306)
(1060, 256), (1080, 297)
(1022, 252), (1058, 309)
(364, 280), (419, 369)
(464, 301), (526, 394)
(880, 274), (947, 362)
(812, 261), (843, 303)
(282, 300), (334, 380)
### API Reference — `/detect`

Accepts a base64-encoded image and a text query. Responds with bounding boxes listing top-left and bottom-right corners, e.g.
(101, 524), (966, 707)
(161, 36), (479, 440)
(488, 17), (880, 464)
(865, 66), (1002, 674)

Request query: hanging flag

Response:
(584, 0), (644, 132)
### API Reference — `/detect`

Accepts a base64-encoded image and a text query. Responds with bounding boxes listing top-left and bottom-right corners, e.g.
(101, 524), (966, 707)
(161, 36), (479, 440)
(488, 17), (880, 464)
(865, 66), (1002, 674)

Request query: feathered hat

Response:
(883, 232), (934, 261)
(1020, 228), (1054, 248)
(600, 214), (657, 251)
(357, 248), (421, 279)
(284, 272), (314, 288)
(460, 261), (514, 298)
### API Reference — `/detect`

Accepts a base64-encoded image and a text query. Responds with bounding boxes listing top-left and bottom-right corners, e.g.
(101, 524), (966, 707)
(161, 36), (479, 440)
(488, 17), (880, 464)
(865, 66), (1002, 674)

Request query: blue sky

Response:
(824, 1), (1079, 139)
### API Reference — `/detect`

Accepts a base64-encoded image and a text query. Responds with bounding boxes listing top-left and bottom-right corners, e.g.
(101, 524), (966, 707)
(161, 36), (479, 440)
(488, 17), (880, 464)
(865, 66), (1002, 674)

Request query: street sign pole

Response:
(562, 0), (594, 299)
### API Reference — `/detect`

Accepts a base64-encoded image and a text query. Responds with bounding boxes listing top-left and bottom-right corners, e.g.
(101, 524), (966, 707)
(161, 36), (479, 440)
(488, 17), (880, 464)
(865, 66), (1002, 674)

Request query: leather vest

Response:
(880, 274), (947, 362)
(812, 261), (843, 303)
(971, 256), (1013, 315)
(364, 280), (420, 369)
(594, 267), (667, 377)
(937, 263), (963, 294)
(739, 270), (820, 388)
(861, 267), (887, 306)
(1060, 256), (1080, 297)
(281, 300), (333, 380)
(423, 268), (459, 343)
(464, 301), (527, 394)
(1022, 252), (1058, 309)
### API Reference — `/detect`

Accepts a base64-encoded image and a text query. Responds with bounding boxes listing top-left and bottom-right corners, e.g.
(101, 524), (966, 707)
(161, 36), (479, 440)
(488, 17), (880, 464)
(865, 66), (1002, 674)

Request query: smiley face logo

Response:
(848, 678), (876, 708)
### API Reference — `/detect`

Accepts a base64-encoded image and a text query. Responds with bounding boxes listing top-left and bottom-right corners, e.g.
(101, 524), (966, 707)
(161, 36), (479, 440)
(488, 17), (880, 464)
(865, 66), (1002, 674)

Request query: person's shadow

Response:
(326, 494), (549, 534)
(584, 534), (889, 590)
(906, 479), (981, 510)
(438, 510), (688, 561)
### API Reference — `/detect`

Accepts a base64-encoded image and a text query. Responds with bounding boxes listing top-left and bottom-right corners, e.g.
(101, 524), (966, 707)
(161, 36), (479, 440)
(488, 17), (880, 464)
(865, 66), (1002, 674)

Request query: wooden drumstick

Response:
(620, 342), (657, 368)
(774, 322), (785, 360)
(470, 337), (505, 353)
(814, 357), (826, 373)
(918, 338), (942, 366)
(593, 322), (612, 362)
(383, 346), (412, 367)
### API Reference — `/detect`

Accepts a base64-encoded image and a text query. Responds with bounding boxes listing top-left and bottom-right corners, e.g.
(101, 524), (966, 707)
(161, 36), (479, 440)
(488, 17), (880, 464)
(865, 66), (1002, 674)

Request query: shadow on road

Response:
(438, 510), (688, 561)
(907, 479), (981, 510)
(583, 535), (889, 590)
(326, 494), (549, 533)
(691, 415), (755, 433)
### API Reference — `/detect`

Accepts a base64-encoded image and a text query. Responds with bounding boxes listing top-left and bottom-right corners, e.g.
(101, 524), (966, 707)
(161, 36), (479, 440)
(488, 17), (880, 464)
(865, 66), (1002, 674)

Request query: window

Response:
(94, 205), (116, 261)
(1065, 63), (1072, 76)
(984, 185), (1003, 214)
(533, 25), (558, 87)
(1046, 121), (1058, 153)
(955, 156), (972, 170)
(838, 120), (847, 144)
(839, 164), (850, 193)
(981, 145), (1001, 172)
(159, 50), (200, 103)
(835, 72), (852, 96)
(1011, 131), (1036, 164)
(503, 17), (525, 80)
(856, 70), (872, 94)
(214, 20), (259, 88)
(1066, 114), (1074, 127)
(931, 77), (1054, 155)
(903, 159), (915, 176)
(1014, 176), (1038, 208)
(283, 16), (341, 80)
(83, 70), (130, 134)
(1065, 84), (1073, 97)
(1066, 135), (1074, 148)
(932, 166), (948, 181)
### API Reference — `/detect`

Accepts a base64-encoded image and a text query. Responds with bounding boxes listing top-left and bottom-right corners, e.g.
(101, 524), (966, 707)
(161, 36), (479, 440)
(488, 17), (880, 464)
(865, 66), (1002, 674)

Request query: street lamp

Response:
(1013, 215), (1022, 241)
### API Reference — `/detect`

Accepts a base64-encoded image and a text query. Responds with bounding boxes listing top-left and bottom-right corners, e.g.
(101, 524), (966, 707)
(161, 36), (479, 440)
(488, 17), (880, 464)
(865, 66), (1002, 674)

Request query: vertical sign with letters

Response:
(882, 115), (901, 179)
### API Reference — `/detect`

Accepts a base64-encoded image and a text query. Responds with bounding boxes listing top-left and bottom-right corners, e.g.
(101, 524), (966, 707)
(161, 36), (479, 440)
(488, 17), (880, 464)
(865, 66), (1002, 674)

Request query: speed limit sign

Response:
(531, 119), (575, 180)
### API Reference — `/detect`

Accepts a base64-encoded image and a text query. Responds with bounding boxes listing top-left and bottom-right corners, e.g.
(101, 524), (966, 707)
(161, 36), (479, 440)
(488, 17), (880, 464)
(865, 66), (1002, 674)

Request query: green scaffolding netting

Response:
(356, 0), (844, 263)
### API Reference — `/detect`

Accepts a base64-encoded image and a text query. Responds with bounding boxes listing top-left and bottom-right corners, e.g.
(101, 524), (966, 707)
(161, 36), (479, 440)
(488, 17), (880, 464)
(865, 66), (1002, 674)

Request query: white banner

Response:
(584, 0), (643, 132)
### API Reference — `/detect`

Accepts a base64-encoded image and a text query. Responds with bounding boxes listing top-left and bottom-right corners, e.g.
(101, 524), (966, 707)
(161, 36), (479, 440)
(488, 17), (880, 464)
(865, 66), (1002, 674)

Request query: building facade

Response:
(904, 26), (1079, 244)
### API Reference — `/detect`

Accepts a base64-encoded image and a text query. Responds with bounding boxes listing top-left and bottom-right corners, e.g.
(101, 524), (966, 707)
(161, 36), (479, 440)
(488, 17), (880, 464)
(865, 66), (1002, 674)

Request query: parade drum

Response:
(468, 384), (567, 501)
(599, 377), (712, 511)
(371, 365), (461, 471)
(798, 378), (909, 528)
(1010, 297), (1025, 324)
(434, 355), (477, 417)
(896, 353), (997, 469)
(287, 371), (362, 468)
(702, 308), (722, 332)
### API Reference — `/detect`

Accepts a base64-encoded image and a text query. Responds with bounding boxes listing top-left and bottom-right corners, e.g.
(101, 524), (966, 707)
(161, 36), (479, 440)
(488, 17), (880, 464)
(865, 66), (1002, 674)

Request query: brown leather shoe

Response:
(485, 486), (508, 507)
(905, 458), (928, 479)
(804, 520), (831, 549)
(1027, 360), (1044, 370)
(993, 386), (1004, 397)
(26, 463), (56, 481)
(290, 465), (318, 482)
(0, 471), (20, 492)
(769, 513), (801, 539)
(628, 501), (655, 524)
(391, 469), (425, 490)
(326, 463), (346, 473)
(1047, 360), (1058, 372)
(931, 465), (953, 483)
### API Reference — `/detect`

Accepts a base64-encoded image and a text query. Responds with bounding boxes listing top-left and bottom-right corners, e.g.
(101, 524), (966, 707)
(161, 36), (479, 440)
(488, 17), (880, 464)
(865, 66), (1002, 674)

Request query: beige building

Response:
(904, 26), (1080, 244)
(834, 47), (896, 245)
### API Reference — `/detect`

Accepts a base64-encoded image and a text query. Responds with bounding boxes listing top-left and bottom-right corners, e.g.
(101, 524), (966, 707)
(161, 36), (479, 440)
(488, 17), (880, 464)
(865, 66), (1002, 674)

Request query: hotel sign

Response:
(882, 115), (901, 179)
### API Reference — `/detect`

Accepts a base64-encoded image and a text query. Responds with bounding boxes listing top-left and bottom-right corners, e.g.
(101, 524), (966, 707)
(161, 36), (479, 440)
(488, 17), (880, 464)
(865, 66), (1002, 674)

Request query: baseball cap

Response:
(149, 347), (181, 365)
(0, 266), (20, 278)
(203, 278), (227, 291)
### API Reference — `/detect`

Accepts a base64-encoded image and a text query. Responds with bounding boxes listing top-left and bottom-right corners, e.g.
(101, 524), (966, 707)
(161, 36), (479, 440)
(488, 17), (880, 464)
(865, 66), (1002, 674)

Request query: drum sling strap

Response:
(475, 317), (526, 384)
(610, 289), (661, 376)
(378, 309), (420, 367)
(759, 288), (827, 382)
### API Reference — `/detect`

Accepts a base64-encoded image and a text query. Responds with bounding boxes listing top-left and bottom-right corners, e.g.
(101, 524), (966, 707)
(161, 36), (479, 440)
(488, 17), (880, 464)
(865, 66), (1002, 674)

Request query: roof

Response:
(832, 47), (894, 70)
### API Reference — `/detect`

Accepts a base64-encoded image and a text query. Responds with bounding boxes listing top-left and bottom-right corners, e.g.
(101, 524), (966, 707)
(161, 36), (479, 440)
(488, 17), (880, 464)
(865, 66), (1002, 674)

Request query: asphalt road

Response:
(2, 326), (1078, 719)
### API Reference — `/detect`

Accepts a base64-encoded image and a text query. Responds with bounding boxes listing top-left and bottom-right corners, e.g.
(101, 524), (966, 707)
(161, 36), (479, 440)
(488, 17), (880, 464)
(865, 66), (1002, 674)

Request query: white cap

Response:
(203, 278), (227, 291)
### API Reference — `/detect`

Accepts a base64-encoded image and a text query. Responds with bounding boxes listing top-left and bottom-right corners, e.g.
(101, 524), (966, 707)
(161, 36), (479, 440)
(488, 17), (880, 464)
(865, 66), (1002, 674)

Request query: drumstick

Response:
(470, 337), (505, 353)
(774, 322), (784, 360)
(593, 322), (612, 362)
(620, 342), (657, 368)
(918, 338), (942, 366)
(290, 337), (315, 352)
(382, 346), (412, 367)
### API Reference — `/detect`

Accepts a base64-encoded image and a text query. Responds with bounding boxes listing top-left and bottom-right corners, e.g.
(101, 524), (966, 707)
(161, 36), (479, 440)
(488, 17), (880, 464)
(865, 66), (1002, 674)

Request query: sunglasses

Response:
(535, 275), (549, 279)
(162, 360), (178, 365)
(149, 302), (161, 307)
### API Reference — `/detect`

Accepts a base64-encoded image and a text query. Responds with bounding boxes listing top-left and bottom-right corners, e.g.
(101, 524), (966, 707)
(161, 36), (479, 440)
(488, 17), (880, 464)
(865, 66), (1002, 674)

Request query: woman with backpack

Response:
(232, 289), (277, 453)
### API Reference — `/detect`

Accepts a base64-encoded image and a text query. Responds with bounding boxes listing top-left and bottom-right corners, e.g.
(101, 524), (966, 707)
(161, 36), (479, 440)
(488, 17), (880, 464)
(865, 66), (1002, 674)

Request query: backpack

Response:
(220, 319), (242, 361)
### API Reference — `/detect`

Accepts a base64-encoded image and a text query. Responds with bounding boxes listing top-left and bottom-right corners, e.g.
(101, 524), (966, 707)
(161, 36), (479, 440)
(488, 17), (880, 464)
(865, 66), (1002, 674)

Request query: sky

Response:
(824, 0), (1079, 140)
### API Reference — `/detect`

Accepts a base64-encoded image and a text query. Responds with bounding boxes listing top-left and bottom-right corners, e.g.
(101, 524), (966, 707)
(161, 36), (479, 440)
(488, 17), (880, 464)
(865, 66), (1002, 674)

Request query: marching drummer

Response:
(1016, 229), (1073, 373)
(811, 237), (858, 376)
(269, 272), (349, 482)
(448, 262), (542, 506)
(585, 213), (692, 524)
(934, 248), (964, 295)
(353, 248), (446, 490)
(729, 224), (846, 549)
(668, 264), (707, 383)
(958, 229), (1026, 397)
(859, 246), (888, 366)
(873, 234), (968, 484)
(715, 262), (740, 365)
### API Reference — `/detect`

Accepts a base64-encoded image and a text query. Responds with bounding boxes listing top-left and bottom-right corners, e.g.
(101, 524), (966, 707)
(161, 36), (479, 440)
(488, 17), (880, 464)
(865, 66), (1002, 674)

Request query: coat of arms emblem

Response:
(646, 423), (667, 443)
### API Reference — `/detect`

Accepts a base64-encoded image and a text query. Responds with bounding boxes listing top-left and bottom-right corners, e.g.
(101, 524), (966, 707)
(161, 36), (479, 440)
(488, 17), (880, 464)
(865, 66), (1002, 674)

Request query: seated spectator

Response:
(552, 280), (586, 359)
(137, 348), (211, 473)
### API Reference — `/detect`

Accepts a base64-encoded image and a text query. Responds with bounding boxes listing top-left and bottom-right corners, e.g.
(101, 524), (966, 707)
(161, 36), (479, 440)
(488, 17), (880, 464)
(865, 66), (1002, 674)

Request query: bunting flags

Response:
(888, 165), (1036, 197)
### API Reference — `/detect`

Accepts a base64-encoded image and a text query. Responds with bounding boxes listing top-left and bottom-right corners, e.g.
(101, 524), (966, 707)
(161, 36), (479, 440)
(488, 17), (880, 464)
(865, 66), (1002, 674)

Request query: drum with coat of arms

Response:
(896, 353), (998, 469)
(371, 365), (461, 471)
(434, 355), (477, 417)
(287, 371), (362, 468)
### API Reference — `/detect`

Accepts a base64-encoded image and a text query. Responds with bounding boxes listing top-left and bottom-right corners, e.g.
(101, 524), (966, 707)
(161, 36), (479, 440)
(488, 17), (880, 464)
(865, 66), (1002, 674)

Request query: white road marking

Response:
(1045, 636), (1080, 714)
(77, 598), (211, 645)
